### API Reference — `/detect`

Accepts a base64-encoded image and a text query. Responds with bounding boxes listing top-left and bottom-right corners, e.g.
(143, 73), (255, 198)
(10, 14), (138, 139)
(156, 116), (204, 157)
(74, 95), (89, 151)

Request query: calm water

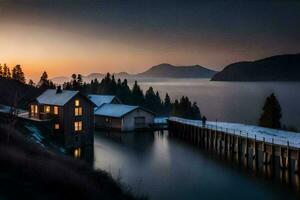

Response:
(130, 78), (300, 129)
(91, 79), (300, 199)
(93, 131), (300, 200)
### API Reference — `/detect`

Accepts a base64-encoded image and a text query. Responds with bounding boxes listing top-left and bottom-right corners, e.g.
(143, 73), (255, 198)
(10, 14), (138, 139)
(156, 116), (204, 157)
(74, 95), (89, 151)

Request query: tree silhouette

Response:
(38, 71), (55, 89)
(164, 93), (172, 115)
(259, 93), (282, 129)
(131, 80), (144, 106)
(0, 64), (3, 77)
(3, 64), (11, 79)
(60, 74), (201, 119)
(12, 65), (26, 84)
(28, 79), (35, 87)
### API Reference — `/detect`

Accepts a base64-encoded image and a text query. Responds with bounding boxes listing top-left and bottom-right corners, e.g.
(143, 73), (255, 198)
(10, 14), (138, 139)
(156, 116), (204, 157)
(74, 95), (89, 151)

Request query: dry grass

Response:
(0, 124), (141, 200)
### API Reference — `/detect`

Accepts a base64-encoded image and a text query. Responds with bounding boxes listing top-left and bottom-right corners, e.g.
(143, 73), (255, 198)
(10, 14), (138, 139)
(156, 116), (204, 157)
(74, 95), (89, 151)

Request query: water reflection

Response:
(90, 131), (300, 200)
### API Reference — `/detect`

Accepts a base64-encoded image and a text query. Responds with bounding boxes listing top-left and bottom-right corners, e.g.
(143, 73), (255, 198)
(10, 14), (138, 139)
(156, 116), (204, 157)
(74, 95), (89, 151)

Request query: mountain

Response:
(51, 63), (217, 83)
(211, 53), (300, 81)
(136, 63), (217, 78)
(51, 76), (70, 84)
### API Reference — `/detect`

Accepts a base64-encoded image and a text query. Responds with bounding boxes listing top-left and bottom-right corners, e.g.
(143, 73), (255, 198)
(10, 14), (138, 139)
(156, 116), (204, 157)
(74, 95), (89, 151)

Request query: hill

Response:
(51, 63), (217, 84)
(211, 53), (300, 81)
(0, 78), (42, 108)
(136, 63), (217, 78)
(0, 124), (138, 200)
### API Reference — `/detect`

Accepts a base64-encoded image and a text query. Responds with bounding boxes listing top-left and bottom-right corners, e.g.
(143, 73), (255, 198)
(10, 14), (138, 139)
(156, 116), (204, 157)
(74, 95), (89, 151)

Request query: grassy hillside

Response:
(0, 124), (141, 200)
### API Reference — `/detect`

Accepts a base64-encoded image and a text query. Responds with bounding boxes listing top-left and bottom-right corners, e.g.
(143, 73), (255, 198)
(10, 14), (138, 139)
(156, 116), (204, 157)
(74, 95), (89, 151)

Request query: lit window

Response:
(45, 105), (50, 113)
(75, 99), (80, 107)
(30, 105), (35, 114)
(74, 121), (83, 131)
(30, 105), (38, 117)
(34, 105), (38, 114)
(74, 107), (83, 116)
(74, 148), (81, 158)
(54, 123), (60, 130)
(54, 106), (59, 115)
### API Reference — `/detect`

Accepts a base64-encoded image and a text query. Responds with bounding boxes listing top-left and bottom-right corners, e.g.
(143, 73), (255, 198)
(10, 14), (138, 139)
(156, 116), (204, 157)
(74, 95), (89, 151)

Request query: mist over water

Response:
(129, 78), (300, 129)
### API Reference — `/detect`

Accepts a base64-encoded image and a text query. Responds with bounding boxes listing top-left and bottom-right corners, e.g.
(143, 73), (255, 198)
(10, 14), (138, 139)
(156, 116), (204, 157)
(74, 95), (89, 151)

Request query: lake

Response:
(93, 131), (300, 200)
(129, 78), (300, 129)
(92, 79), (300, 199)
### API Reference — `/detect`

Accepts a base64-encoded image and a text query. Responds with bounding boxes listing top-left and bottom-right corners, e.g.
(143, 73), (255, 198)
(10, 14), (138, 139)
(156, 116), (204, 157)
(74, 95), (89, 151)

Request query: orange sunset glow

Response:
(0, 0), (299, 81)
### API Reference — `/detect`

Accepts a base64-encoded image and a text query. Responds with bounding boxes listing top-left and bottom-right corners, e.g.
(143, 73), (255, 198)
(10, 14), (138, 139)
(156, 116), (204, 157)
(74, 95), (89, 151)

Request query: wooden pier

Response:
(168, 117), (300, 174)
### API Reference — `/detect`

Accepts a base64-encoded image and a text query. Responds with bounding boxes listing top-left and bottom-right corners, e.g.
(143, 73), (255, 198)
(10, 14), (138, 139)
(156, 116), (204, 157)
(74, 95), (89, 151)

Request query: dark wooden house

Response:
(28, 88), (96, 150)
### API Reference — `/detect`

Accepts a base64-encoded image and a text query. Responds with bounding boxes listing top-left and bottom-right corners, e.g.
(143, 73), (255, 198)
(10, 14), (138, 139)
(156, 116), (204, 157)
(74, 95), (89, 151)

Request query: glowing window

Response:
(74, 121), (83, 131)
(30, 105), (34, 114)
(74, 148), (81, 158)
(34, 105), (38, 114)
(45, 105), (51, 113)
(54, 123), (60, 130)
(74, 107), (82, 116)
(54, 106), (59, 115)
(75, 99), (80, 107)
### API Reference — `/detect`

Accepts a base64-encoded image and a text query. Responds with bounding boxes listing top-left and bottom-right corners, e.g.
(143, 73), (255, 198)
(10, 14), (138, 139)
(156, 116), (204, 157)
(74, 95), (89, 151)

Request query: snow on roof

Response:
(36, 89), (79, 106)
(169, 117), (300, 148)
(94, 104), (140, 118)
(88, 95), (116, 107)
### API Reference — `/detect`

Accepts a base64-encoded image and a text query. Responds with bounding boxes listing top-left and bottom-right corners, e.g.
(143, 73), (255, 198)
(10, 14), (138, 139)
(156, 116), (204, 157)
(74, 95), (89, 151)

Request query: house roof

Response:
(36, 89), (79, 106)
(88, 95), (119, 107)
(94, 103), (154, 118)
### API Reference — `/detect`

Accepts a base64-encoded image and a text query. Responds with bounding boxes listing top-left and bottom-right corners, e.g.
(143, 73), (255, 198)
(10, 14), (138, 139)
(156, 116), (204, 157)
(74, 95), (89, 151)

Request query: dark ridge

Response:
(211, 53), (300, 82)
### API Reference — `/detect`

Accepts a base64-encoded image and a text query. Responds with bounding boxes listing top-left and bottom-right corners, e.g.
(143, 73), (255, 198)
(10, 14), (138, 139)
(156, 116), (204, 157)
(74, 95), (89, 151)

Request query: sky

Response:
(0, 0), (299, 81)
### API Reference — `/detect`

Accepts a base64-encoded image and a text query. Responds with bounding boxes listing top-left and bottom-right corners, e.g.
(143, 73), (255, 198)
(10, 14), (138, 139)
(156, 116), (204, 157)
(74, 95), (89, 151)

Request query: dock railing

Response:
(169, 117), (299, 149)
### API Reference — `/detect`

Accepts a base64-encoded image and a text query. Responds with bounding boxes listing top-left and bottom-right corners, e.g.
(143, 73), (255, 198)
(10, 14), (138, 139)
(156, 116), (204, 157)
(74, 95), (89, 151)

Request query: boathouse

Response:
(88, 94), (121, 108)
(94, 103), (155, 131)
(28, 88), (96, 149)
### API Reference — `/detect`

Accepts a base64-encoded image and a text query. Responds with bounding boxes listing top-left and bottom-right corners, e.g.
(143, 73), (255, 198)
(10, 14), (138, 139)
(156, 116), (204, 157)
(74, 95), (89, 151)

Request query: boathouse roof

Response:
(94, 103), (154, 118)
(88, 95), (121, 107)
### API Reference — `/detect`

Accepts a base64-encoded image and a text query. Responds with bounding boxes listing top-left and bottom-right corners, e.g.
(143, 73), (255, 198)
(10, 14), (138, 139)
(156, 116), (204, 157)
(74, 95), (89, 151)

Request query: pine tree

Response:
(191, 102), (201, 119)
(12, 65), (26, 84)
(28, 79), (35, 87)
(259, 93), (282, 129)
(3, 64), (11, 79)
(131, 80), (144, 106)
(164, 93), (172, 115)
(38, 71), (55, 88)
(0, 64), (3, 77)
(145, 87), (157, 112)
(77, 74), (83, 88)
(118, 79), (131, 104)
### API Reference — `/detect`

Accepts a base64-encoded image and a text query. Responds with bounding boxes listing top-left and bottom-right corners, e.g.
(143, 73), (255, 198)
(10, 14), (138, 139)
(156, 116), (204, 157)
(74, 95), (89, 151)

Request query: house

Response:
(94, 103), (155, 131)
(88, 94), (121, 109)
(28, 88), (96, 150)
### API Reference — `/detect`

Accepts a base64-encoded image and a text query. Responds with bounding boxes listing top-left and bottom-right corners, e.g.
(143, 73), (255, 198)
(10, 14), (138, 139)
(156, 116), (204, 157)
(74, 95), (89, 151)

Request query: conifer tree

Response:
(0, 64), (3, 77)
(259, 93), (282, 129)
(38, 71), (55, 89)
(164, 93), (172, 115)
(28, 79), (35, 87)
(131, 80), (144, 106)
(145, 87), (157, 112)
(12, 65), (26, 84)
(3, 64), (11, 79)
(77, 74), (83, 88)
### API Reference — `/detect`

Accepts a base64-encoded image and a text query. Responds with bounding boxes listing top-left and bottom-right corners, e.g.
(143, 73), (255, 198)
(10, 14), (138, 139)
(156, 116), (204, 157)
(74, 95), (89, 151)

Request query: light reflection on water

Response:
(92, 131), (300, 200)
